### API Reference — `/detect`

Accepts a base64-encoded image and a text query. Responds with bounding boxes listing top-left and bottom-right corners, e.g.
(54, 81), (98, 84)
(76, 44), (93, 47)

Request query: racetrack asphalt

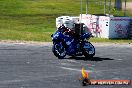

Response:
(0, 42), (131, 88)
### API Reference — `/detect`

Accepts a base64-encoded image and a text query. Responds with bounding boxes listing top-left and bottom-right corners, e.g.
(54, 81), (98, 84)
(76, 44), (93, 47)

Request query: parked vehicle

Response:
(51, 25), (95, 59)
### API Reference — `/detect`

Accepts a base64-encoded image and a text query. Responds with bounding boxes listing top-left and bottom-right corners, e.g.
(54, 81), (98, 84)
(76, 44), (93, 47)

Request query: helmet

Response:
(58, 24), (66, 31)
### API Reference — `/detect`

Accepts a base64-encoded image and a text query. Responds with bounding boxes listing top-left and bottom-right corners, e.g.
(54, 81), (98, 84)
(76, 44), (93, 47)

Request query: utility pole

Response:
(108, 0), (111, 16)
(104, 0), (106, 15)
(80, 0), (83, 35)
(80, 0), (82, 22)
(86, 0), (88, 14)
(124, 0), (127, 16)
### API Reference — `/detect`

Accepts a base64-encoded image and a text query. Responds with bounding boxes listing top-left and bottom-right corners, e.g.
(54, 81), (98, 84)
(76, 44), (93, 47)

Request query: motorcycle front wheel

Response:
(52, 42), (66, 59)
(83, 42), (95, 60)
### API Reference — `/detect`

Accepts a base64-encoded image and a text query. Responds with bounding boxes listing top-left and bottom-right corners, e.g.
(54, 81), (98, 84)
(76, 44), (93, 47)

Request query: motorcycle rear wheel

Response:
(83, 42), (95, 60)
(52, 42), (66, 59)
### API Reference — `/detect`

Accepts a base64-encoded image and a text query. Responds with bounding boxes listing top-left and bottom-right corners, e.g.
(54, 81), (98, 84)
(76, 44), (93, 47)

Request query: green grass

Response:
(0, 0), (132, 42)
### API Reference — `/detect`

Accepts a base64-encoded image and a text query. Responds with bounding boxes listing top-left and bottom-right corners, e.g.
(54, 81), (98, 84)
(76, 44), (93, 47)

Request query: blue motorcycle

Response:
(51, 25), (95, 59)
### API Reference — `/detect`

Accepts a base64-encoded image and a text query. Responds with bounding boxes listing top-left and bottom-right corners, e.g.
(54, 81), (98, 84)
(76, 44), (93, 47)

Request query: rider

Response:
(58, 25), (77, 55)
(58, 24), (75, 37)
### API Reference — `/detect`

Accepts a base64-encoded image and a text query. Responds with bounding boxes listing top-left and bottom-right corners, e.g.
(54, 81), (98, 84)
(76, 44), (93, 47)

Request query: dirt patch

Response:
(0, 40), (52, 46)
(0, 40), (131, 47)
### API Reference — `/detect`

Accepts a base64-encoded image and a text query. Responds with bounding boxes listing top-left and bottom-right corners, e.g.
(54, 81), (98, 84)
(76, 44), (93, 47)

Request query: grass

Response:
(0, 0), (132, 42)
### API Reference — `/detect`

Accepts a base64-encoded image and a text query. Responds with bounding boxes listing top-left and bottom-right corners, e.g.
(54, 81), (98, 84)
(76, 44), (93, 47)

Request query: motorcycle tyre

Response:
(52, 43), (66, 59)
(83, 42), (95, 60)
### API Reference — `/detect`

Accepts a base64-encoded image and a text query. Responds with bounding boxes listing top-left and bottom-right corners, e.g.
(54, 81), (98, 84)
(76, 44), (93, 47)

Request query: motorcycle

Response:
(51, 25), (95, 59)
